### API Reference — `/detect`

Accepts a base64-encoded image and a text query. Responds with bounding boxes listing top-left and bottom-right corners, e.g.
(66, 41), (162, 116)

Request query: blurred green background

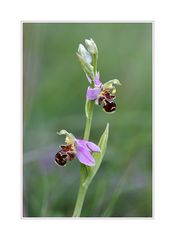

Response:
(23, 23), (152, 217)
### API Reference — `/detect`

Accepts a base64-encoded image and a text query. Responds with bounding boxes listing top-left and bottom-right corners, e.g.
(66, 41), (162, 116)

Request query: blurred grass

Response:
(23, 23), (152, 217)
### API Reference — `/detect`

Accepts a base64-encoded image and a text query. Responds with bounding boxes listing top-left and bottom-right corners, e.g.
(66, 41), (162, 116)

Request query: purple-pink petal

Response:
(76, 139), (100, 152)
(94, 72), (101, 86)
(86, 141), (100, 152)
(86, 87), (101, 100)
(76, 139), (89, 150)
(75, 139), (100, 166)
(76, 144), (95, 166)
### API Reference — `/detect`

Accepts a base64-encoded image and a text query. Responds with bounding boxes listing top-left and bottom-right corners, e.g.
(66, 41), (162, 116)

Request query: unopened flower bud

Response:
(78, 44), (92, 64)
(85, 38), (98, 55)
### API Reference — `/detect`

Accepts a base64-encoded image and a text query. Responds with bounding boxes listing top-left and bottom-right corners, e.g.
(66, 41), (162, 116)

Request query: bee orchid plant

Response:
(55, 38), (121, 217)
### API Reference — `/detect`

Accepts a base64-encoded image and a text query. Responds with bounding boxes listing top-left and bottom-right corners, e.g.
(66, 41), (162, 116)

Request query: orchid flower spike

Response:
(55, 130), (100, 167)
(86, 72), (121, 113)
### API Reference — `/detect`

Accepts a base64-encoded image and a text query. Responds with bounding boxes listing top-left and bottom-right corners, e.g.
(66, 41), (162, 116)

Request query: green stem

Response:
(72, 179), (88, 217)
(73, 53), (97, 217)
(84, 101), (94, 140)
(72, 101), (94, 217)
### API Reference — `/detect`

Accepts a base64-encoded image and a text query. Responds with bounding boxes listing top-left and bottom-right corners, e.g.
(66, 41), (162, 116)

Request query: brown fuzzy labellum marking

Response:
(55, 144), (76, 166)
(55, 151), (67, 166)
(103, 100), (116, 112)
(98, 88), (117, 112)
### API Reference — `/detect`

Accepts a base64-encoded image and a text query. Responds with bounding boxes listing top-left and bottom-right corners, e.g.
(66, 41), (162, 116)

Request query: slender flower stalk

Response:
(73, 51), (97, 217)
(83, 100), (94, 140)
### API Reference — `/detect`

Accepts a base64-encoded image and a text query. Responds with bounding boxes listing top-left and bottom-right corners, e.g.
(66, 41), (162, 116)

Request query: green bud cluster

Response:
(76, 38), (98, 82)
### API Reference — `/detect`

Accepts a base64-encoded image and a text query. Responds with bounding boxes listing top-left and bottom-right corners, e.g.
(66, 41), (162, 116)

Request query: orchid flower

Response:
(55, 130), (100, 167)
(86, 72), (121, 113)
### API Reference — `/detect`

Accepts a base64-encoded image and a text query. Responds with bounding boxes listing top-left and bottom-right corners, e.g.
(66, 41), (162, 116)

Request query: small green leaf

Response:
(85, 99), (91, 118)
(83, 123), (109, 187)
(85, 99), (89, 118)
